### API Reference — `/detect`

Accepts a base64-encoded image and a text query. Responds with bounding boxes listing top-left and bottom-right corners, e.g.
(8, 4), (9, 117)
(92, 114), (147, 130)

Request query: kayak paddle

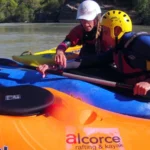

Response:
(0, 58), (133, 90)
(1, 58), (150, 98)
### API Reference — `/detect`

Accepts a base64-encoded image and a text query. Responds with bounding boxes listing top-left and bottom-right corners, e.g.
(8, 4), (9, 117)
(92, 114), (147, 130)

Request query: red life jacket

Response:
(113, 32), (150, 84)
(113, 52), (142, 74)
(114, 51), (150, 84)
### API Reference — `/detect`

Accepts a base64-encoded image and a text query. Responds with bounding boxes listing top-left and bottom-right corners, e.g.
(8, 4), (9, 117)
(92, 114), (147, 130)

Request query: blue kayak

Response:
(0, 65), (150, 118)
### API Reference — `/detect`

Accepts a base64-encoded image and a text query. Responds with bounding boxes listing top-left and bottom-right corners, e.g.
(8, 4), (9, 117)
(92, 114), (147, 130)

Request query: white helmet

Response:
(76, 0), (101, 21)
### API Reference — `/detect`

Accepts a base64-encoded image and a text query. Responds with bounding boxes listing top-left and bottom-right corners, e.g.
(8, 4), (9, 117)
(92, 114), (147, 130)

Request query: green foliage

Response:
(0, 12), (5, 22)
(135, 0), (150, 24)
(0, 0), (18, 22)
(40, 0), (60, 12)
(0, 0), (149, 24)
(0, 0), (62, 22)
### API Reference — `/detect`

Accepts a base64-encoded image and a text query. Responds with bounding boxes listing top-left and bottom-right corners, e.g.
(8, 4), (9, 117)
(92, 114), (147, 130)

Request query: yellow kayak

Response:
(12, 45), (81, 67)
(34, 45), (82, 55)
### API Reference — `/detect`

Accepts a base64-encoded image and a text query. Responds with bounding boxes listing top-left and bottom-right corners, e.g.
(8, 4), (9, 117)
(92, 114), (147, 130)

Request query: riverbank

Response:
(49, 3), (139, 25)
(0, 0), (142, 25)
(1, 0), (150, 25)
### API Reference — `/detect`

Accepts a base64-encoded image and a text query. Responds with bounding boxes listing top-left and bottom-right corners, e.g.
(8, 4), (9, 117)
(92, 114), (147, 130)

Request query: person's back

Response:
(100, 10), (150, 96)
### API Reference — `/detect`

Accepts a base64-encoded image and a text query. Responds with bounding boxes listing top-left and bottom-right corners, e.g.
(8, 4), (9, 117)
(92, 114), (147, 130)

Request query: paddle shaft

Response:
(0, 58), (133, 90)
(46, 69), (133, 90)
(59, 71), (133, 90)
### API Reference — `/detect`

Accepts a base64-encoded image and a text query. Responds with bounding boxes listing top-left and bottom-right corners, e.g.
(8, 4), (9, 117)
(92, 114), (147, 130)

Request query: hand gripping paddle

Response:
(0, 85), (54, 116)
(0, 58), (150, 98)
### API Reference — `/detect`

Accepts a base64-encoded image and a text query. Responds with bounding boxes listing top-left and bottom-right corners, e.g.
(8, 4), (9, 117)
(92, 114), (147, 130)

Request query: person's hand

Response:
(37, 64), (49, 78)
(134, 81), (150, 96)
(55, 50), (67, 68)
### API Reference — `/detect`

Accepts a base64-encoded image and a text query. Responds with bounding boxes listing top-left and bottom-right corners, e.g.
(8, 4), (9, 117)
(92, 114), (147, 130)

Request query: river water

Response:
(0, 23), (150, 58)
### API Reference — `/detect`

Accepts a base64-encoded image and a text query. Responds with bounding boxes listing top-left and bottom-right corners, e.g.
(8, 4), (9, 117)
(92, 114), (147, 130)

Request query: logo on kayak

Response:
(0, 146), (8, 150)
(5, 94), (21, 100)
(66, 127), (124, 150)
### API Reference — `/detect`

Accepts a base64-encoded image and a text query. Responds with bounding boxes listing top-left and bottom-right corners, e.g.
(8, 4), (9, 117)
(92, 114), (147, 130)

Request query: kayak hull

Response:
(0, 88), (150, 150)
(0, 66), (150, 118)
(12, 45), (81, 67)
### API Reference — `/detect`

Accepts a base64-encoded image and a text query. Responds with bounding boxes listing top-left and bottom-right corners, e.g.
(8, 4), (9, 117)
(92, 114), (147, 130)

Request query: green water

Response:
(0, 23), (150, 58)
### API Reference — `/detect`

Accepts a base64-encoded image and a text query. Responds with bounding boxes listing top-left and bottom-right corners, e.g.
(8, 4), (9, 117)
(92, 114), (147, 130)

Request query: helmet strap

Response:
(114, 36), (119, 53)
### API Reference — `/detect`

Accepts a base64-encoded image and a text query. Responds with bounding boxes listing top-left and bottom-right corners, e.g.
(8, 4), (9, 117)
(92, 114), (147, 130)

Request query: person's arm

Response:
(55, 25), (83, 68)
(56, 25), (83, 53)
(133, 78), (150, 96)
(55, 43), (67, 68)
(56, 39), (71, 53)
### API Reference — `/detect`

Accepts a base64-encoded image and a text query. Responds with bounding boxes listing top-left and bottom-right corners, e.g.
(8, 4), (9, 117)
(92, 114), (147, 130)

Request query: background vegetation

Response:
(0, 0), (150, 25)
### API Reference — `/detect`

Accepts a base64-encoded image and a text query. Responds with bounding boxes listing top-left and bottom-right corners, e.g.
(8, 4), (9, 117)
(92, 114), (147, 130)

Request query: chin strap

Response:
(114, 36), (119, 53)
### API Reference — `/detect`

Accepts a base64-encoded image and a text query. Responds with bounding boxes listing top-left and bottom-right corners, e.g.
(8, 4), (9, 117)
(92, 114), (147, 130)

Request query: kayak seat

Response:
(0, 85), (54, 116)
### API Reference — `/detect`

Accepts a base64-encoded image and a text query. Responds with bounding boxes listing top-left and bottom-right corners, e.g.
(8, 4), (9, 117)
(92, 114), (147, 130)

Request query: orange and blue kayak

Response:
(0, 62), (150, 119)
(0, 85), (149, 150)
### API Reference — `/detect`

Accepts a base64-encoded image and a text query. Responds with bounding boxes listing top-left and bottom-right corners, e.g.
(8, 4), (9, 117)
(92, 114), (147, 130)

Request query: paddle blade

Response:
(0, 85), (54, 116)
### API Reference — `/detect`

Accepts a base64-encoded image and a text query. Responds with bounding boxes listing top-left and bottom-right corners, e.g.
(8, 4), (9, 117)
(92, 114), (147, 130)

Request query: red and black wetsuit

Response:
(56, 24), (99, 57)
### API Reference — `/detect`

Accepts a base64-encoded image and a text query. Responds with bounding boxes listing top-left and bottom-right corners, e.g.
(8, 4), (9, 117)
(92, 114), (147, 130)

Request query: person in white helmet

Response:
(37, 0), (102, 75)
